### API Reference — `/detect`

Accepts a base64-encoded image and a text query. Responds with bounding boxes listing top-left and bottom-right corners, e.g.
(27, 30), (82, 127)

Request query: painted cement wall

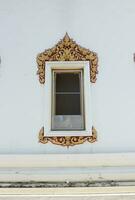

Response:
(0, 0), (135, 154)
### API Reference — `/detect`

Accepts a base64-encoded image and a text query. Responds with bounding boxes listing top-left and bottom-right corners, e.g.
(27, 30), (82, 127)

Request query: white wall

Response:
(0, 0), (135, 154)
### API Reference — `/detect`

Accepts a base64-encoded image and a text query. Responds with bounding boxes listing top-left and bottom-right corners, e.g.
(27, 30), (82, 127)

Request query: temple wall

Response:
(0, 0), (135, 154)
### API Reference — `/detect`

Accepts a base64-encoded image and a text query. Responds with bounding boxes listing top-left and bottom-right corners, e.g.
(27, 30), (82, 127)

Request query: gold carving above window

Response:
(37, 33), (98, 84)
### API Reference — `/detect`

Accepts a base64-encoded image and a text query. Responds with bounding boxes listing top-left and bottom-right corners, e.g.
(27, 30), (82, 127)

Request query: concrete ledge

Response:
(0, 186), (135, 195)
(0, 167), (135, 182)
(0, 153), (135, 168)
(0, 153), (135, 182)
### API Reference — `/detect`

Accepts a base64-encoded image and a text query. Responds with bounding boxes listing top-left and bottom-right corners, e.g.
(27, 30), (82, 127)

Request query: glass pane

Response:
(56, 94), (80, 115)
(52, 115), (84, 130)
(56, 73), (80, 92)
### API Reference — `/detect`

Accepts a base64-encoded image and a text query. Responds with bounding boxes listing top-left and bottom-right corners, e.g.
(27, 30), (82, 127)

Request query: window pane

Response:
(56, 94), (80, 115)
(56, 73), (80, 92)
(52, 115), (84, 130)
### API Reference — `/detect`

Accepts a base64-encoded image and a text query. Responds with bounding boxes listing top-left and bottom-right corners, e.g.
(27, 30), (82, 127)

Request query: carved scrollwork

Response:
(39, 127), (97, 147)
(37, 33), (98, 84)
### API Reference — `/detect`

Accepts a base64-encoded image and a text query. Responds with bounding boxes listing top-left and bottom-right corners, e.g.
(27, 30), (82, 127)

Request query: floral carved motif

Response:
(39, 127), (97, 147)
(37, 33), (98, 84)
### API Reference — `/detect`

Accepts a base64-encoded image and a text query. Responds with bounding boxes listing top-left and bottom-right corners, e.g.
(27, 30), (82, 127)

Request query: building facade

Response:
(0, 0), (135, 187)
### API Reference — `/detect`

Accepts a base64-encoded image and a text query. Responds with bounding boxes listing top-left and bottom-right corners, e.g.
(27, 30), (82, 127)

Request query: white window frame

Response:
(43, 61), (93, 136)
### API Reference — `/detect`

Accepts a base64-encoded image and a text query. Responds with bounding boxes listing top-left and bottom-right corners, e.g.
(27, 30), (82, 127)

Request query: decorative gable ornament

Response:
(37, 33), (98, 84)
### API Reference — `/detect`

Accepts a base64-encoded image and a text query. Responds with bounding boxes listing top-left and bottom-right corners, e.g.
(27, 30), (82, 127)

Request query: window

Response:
(37, 34), (98, 146)
(51, 69), (85, 130)
(43, 61), (93, 137)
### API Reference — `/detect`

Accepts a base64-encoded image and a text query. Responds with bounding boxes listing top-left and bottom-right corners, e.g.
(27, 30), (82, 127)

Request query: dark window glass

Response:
(56, 94), (80, 115)
(56, 73), (80, 92)
(55, 72), (81, 115)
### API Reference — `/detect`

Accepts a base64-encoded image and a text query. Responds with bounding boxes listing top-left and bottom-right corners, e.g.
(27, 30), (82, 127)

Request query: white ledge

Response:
(0, 186), (135, 195)
(0, 153), (135, 182)
(0, 167), (135, 182)
(0, 153), (134, 168)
